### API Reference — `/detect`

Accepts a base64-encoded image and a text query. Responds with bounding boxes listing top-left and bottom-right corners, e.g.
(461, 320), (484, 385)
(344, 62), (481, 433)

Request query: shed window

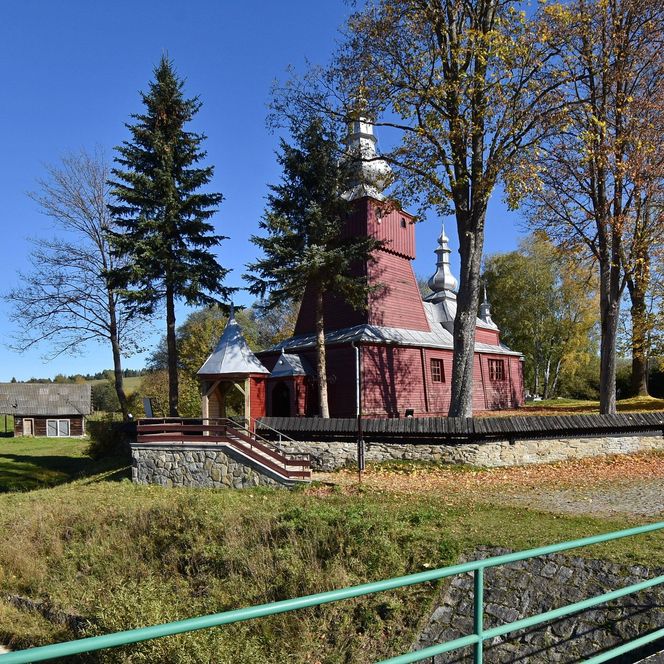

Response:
(488, 359), (505, 381)
(430, 358), (444, 383)
(46, 419), (70, 437)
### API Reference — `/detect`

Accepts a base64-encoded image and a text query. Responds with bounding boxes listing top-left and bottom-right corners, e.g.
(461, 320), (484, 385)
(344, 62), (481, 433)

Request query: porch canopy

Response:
(197, 312), (269, 424)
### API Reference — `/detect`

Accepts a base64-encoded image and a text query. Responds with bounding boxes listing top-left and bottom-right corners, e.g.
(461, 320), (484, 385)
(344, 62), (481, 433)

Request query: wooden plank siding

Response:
(362, 344), (428, 417)
(367, 250), (430, 331)
(14, 415), (85, 437)
(366, 204), (417, 259)
(475, 328), (501, 345)
(249, 376), (267, 422)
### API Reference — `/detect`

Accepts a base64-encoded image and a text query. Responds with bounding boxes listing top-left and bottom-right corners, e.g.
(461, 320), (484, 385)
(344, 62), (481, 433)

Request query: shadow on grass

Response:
(0, 454), (129, 492)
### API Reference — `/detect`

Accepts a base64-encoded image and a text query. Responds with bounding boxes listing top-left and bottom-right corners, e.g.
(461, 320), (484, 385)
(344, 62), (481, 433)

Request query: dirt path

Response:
(313, 452), (664, 518)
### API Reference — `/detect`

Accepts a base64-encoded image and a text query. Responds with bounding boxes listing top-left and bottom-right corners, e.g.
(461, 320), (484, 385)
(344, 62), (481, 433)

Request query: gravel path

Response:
(498, 479), (664, 517)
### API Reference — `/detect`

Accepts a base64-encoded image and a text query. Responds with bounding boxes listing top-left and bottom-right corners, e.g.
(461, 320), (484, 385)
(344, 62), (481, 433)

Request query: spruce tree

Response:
(108, 56), (231, 416)
(246, 118), (380, 417)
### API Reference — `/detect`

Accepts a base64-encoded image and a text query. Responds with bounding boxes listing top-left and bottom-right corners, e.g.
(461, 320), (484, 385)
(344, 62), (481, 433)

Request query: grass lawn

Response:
(0, 439), (662, 661)
(480, 394), (664, 417)
(0, 436), (127, 492)
(0, 415), (14, 435)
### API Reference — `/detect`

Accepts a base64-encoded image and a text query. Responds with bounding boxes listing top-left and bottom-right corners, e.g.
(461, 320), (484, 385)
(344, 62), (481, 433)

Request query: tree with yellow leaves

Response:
(526, 0), (663, 412)
(484, 232), (598, 399)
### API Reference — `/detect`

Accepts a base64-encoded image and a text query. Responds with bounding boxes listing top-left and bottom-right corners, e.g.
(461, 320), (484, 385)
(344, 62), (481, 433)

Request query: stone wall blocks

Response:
(132, 446), (295, 489)
(276, 434), (664, 471)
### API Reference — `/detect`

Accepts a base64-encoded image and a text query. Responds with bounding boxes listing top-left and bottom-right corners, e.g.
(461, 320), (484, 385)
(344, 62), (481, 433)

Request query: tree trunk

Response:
(314, 286), (330, 418)
(165, 284), (179, 417)
(551, 357), (563, 397)
(598, 259), (620, 414)
(543, 357), (552, 400)
(107, 293), (129, 420)
(449, 209), (486, 417)
(628, 283), (649, 397)
(626, 244), (650, 397)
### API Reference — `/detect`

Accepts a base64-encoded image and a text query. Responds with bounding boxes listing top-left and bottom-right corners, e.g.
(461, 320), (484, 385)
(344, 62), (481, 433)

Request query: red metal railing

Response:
(136, 418), (311, 481)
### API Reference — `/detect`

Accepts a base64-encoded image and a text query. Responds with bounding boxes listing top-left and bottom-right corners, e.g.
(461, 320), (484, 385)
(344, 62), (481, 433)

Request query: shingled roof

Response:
(0, 383), (92, 416)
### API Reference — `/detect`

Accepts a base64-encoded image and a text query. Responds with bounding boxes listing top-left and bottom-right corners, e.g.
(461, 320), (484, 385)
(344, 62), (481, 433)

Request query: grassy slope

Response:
(86, 376), (142, 392)
(0, 441), (663, 662)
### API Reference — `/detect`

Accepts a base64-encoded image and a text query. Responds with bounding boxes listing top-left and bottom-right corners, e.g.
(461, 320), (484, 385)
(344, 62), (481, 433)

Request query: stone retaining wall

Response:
(131, 444), (290, 489)
(281, 434), (664, 471)
(415, 548), (664, 663)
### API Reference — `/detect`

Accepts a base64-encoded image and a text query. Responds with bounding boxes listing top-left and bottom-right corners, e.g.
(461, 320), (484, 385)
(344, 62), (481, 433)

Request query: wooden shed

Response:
(0, 383), (92, 437)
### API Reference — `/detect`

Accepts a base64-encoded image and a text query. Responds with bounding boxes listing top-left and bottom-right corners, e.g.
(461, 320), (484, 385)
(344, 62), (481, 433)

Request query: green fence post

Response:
(474, 567), (484, 664)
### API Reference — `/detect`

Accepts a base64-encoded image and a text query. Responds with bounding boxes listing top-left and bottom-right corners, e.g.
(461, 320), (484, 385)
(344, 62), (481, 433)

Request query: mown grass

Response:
(0, 414), (13, 435)
(0, 437), (127, 492)
(519, 395), (664, 414)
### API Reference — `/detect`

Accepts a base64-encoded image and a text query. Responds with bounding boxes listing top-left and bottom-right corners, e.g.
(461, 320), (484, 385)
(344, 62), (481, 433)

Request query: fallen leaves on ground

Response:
(311, 452), (664, 499)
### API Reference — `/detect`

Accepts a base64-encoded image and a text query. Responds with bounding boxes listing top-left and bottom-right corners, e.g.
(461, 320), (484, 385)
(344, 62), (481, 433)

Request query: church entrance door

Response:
(272, 382), (291, 417)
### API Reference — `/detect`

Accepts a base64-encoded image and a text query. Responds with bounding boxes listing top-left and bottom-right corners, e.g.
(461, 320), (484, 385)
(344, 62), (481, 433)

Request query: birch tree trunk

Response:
(314, 286), (330, 418)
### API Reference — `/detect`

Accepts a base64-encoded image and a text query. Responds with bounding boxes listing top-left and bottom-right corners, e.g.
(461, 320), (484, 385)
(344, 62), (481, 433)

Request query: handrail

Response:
(251, 416), (297, 443)
(214, 418), (309, 463)
(222, 422), (310, 470)
(1, 520), (662, 663)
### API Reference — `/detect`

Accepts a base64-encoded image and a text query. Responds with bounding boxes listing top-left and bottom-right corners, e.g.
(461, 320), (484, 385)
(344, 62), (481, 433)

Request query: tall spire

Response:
(342, 110), (392, 202)
(426, 224), (458, 300)
(479, 282), (497, 328)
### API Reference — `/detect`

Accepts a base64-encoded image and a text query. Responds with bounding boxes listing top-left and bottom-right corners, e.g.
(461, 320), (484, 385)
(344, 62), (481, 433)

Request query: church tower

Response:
(294, 117), (430, 335)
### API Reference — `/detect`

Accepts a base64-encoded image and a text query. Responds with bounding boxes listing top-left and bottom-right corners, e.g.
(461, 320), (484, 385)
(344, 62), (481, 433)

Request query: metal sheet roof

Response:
(197, 316), (270, 376)
(0, 383), (92, 416)
(270, 352), (314, 378)
(268, 301), (521, 357)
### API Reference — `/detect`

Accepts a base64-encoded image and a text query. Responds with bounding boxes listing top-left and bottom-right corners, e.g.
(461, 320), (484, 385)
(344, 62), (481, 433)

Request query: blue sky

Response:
(0, 0), (523, 381)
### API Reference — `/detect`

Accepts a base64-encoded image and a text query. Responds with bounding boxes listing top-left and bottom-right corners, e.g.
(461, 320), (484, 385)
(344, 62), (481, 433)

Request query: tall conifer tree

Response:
(109, 56), (231, 416)
(246, 118), (380, 417)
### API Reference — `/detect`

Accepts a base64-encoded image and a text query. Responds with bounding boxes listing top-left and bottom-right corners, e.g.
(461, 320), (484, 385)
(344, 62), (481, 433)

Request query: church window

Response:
(430, 358), (444, 382)
(488, 359), (505, 381)
(400, 217), (407, 228)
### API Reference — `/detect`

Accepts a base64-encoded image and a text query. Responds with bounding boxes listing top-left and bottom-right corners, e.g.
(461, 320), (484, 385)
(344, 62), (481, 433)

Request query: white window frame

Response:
(46, 419), (71, 437)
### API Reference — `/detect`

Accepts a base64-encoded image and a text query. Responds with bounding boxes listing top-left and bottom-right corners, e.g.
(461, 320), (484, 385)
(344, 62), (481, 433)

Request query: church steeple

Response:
(342, 112), (392, 202)
(479, 282), (497, 328)
(426, 224), (458, 301)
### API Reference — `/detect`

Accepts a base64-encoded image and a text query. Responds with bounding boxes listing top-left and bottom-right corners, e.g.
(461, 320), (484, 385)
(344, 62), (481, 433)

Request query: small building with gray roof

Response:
(0, 383), (92, 437)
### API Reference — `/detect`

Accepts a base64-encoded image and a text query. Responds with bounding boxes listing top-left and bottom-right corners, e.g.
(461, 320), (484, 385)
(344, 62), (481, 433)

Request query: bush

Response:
(86, 414), (134, 461)
(558, 359), (601, 400)
(615, 361), (634, 399)
(647, 363), (664, 398)
(91, 380), (121, 413)
(138, 370), (201, 418)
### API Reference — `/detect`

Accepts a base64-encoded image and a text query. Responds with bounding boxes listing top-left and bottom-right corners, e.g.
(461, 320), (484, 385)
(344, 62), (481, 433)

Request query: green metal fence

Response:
(1, 521), (663, 663)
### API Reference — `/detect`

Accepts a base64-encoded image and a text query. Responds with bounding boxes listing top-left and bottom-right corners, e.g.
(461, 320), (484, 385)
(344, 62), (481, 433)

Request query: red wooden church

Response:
(198, 119), (524, 420)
